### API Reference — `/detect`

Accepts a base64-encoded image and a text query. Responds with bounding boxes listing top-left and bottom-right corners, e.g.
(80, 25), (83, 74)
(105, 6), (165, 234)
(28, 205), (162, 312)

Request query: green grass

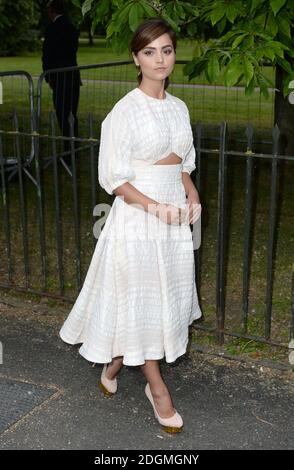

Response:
(191, 330), (289, 363)
(0, 68), (274, 134)
(2, 38), (197, 75)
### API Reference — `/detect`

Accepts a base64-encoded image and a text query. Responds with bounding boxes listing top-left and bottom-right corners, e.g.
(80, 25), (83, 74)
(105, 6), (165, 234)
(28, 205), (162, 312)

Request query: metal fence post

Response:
(265, 125), (280, 339)
(242, 125), (254, 333)
(216, 122), (228, 344)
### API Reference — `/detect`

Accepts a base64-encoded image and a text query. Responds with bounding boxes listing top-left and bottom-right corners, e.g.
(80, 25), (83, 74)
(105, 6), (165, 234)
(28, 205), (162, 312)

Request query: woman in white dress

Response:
(59, 17), (202, 433)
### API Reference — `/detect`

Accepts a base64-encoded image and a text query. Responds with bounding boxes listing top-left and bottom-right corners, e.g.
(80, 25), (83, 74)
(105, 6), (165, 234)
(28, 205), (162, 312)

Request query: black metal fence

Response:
(0, 71), (34, 180)
(193, 122), (294, 351)
(0, 62), (293, 356)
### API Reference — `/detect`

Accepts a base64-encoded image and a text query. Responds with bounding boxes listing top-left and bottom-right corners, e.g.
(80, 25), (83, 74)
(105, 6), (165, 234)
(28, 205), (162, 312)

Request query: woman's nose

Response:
(155, 53), (164, 63)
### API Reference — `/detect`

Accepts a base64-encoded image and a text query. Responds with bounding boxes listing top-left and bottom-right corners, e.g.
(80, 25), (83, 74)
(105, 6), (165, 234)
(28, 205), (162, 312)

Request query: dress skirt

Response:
(59, 163), (202, 366)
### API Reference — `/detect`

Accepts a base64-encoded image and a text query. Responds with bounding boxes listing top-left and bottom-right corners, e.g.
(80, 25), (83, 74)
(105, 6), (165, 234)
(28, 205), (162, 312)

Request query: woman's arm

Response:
(182, 172), (200, 203)
(113, 182), (159, 216)
(182, 172), (202, 224)
(113, 182), (185, 225)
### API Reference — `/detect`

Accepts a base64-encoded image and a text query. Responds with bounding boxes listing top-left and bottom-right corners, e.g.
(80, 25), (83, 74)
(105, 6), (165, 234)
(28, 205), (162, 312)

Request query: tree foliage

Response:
(74, 0), (294, 97)
(0, 0), (40, 56)
(187, 0), (294, 97)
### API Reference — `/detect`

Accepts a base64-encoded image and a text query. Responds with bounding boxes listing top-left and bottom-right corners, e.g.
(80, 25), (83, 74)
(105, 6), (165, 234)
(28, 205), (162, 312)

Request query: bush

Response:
(0, 0), (40, 56)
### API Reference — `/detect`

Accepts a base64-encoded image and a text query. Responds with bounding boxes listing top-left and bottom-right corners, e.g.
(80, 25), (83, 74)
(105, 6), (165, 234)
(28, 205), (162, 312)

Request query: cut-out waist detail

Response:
(153, 153), (182, 165)
(132, 153), (183, 167)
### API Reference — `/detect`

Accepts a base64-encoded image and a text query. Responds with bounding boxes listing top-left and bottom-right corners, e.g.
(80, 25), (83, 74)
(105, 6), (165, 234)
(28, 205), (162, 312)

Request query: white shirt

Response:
(98, 87), (196, 195)
(53, 14), (63, 23)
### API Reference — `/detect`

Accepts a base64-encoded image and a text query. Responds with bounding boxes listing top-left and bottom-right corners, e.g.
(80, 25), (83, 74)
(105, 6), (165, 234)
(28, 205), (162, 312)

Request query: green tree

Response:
(185, 0), (294, 154)
(71, 0), (106, 44)
(0, 0), (40, 56)
(74, 0), (294, 154)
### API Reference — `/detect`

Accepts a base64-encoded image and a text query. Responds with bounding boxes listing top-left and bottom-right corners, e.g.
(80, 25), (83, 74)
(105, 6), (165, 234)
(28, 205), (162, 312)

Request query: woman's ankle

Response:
(149, 381), (169, 398)
(105, 358), (123, 380)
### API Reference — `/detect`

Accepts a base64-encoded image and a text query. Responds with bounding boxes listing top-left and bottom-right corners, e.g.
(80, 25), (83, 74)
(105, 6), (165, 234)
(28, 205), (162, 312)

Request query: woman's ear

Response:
(132, 52), (139, 67)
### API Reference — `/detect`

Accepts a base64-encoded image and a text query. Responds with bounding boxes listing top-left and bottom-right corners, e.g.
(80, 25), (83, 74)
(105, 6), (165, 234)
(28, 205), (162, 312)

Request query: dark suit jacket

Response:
(42, 15), (80, 82)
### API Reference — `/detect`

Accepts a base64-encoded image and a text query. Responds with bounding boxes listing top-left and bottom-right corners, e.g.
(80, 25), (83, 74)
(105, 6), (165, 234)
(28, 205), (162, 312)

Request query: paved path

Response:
(0, 297), (293, 450)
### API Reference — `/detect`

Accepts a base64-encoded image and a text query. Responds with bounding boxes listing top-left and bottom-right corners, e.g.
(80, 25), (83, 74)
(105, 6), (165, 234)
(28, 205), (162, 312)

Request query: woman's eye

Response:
(144, 49), (173, 56)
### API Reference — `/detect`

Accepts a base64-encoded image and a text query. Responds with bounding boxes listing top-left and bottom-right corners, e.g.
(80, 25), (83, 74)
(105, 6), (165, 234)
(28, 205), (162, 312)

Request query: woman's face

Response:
(132, 33), (176, 83)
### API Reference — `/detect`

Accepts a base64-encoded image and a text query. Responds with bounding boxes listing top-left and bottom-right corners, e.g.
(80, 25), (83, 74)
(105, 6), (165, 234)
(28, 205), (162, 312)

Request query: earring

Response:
(136, 65), (141, 76)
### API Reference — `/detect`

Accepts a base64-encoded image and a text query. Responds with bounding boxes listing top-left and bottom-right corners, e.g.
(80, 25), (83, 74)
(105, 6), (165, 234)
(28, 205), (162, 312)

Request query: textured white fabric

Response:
(59, 87), (202, 366)
(98, 87), (196, 195)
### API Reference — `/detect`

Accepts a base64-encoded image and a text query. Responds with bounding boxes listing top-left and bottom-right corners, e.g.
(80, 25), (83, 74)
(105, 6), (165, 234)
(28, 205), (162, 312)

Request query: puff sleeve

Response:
(182, 104), (196, 175)
(182, 141), (196, 175)
(98, 105), (136, 195)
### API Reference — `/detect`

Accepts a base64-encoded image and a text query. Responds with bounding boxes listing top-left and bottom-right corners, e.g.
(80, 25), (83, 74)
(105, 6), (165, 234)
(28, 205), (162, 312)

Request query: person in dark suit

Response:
(42, 0), (81, 161)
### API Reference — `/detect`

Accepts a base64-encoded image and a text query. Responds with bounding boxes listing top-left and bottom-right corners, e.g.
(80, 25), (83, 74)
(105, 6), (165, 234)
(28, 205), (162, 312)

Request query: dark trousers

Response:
(50, 70), (81, 162)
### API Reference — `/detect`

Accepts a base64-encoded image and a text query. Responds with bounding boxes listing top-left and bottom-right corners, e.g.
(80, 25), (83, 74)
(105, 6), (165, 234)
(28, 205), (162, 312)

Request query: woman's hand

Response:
(186, 189), (202, 225)
(155, 203), (188, 226)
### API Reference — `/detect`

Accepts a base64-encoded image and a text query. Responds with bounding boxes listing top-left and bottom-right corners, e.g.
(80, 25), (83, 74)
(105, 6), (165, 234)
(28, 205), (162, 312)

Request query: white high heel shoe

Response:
(99, 363), (118, 397)
(145, 382), (183, 433)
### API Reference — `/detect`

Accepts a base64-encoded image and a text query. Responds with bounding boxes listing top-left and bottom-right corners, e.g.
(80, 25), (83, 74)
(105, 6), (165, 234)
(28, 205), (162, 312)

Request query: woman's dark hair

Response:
(129, 17), (177, 90)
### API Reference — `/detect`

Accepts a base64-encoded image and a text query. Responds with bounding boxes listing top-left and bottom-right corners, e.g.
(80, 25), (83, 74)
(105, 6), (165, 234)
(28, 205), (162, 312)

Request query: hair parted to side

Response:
(129, 17), (177, 90)
(46, 0), (65, 14)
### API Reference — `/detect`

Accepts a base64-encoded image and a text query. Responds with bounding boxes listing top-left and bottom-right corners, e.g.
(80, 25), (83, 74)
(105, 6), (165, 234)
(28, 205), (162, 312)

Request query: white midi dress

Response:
(59, 87), (202, 366)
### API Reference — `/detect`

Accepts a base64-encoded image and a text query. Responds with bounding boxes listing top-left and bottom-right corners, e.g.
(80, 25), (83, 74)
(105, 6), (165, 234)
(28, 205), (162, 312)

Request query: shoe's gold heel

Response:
(145, 383), (183, 433)
(99, 363), (118, 397)
(161, 425), (183, 434)
(98, 381), (115, 397)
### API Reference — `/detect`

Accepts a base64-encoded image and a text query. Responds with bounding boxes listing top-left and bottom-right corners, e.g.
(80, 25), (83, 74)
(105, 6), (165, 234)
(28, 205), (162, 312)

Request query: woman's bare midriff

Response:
(153, 152), (182, 165)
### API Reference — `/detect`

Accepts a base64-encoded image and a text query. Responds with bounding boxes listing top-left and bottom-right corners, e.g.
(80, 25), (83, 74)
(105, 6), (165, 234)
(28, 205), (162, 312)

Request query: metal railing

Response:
(0, 71), (35, 181)
(193, 122), (294, 350)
